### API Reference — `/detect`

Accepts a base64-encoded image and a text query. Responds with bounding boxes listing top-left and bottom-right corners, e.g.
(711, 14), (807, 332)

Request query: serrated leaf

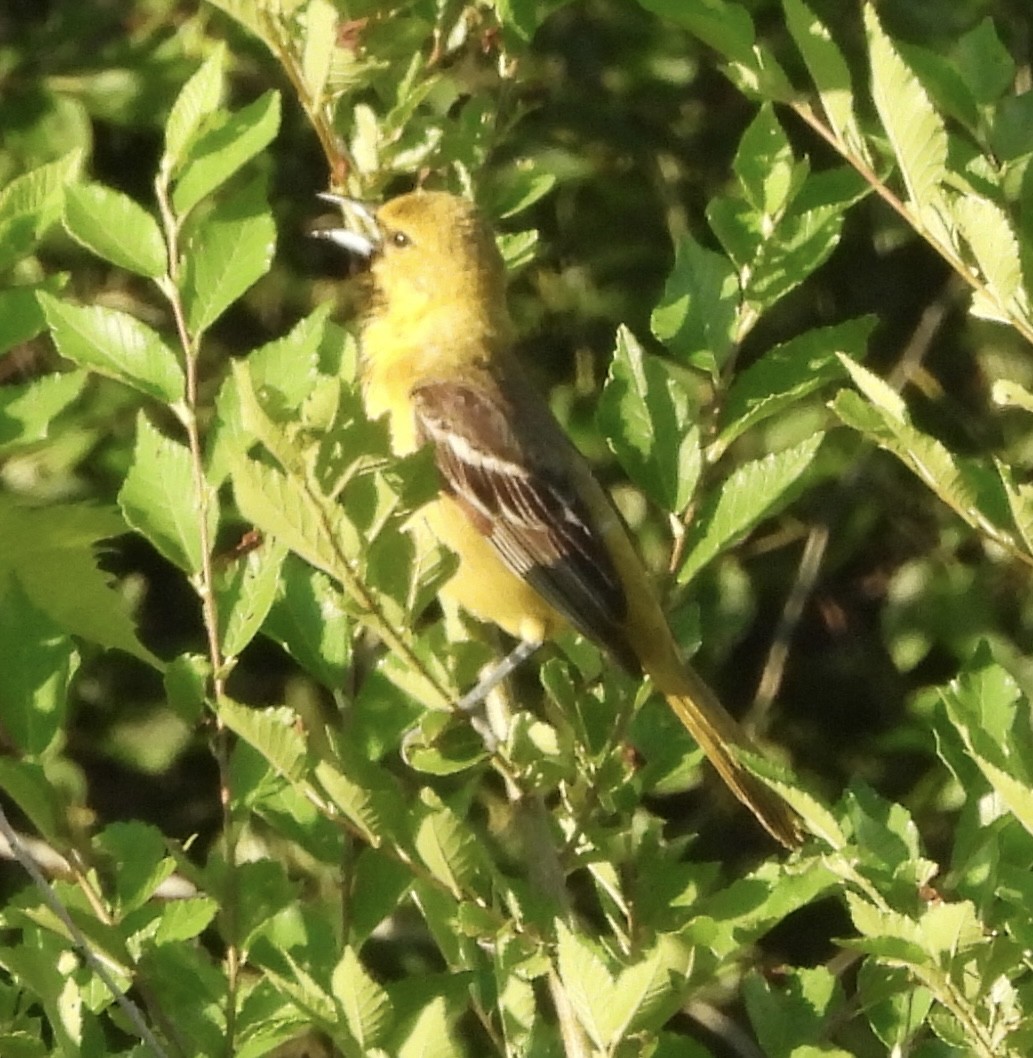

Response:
(865, 5), (947, 214)
(941, 650), (1033, 835)
(39, 293), (184, 404)
(678, 433), (824, 585)
(651, 232), (739, 376)
(734, 104), (796, 216)
(396, 996), (456, 1058)
(229, 454), (358, 580)
(95, 821), (176, 913)
(313, 751), (407, 848)
(218, 699), (308, 783)
(556, 922), (616, 1050)
(332, 947), (391, 1049)
(953, 194), (1025, 314)
(0, 576), (79, 756)
(997, 460), (1033, 558)
(0, 369), (87, 452)
(413, 789), (483, 897)
(846, 894), (928, 966)
(714, 317), (872, 456)
(783, 0), (869, 162)
(216, 537), (287, 657)
(0, 151), (81, 269)
(0, 498), (159, 666)
(153, 897), (220, 945)
(172, 91), (281, 216)
(601, 936), (689, 1041)
(163, 45), (225, 171)
(63, 183), (166, 277)
(598, 326), (700, 511)
(118, 413), (215, 573)
(262, 558), (350, 689)
(745, 199), (846, 311)
(739, 750), (845, 849)
(181, 174), (276, 334)
(832, 361), (1003, 542)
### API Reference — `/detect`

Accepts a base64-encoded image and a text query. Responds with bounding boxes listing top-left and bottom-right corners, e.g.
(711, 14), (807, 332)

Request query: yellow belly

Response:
(417, 494), (564, 645)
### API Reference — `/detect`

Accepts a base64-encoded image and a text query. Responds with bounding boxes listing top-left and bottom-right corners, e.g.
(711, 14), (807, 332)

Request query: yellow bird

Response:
(319, 189), (802, 848)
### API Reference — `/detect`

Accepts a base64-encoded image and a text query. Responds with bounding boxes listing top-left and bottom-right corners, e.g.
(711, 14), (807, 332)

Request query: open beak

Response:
(312, 192), (381, 259)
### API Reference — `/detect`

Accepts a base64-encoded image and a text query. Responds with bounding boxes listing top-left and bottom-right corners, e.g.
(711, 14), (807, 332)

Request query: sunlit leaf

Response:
(63, 183), (165, 277)
(39, 293), (185, 404)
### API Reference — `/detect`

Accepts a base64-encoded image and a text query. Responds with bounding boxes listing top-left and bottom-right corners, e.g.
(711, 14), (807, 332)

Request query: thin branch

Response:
(153, 171), (240, 1056)
(0, 806), (171, 1058)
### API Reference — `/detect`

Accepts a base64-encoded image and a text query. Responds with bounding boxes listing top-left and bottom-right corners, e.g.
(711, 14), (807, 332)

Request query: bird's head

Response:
(316, 190), (507, 307)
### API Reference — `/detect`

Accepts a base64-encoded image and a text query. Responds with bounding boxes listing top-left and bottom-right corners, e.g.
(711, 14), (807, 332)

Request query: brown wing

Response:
(411, 377), (638, 671)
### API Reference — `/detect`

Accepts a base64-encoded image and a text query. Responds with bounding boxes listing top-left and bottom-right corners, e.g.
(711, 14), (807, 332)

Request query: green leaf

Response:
(229, 453), (359, 580)
(556, 922), (616, 1049)
(163, 45), (226, 172)
(0, 576), (79, 756)
(0, 278), (66, 357)
(216, 537), (287, 658)
(783, 0), (868, 161)
(413, 789), (484, 897)
(0, 369), (87, 453)
(832, 358), (1005, 544)
(941, 645), (1033, 835)
(865, 5), (947, 216)
(651, 231), (738, 376)
(714, 317), (873, 456)
(118, 413), (215, 574)
(94, 821), (176, 913)
(39, 292), (185, 404)
(219, 700), (308, 783)
(859, 964), (933, 1050)
(208, 308), (328, 484)
(734, 104), (797, 216)
(485, 163), (557, 219)
(953, 194), (1025, 315)
(602, 936), (691, 1041)
(634, 0), (755, 66)
(172, 91), (281, 217)
(313, 750), (408, 848)
(0, 151), (82, 270)
(396, 996), (457, 1058)
(678, 433), (824, 584)
(181, 174), (276, 334)
(301, 0), (337, 103)
(163, 653), (209, 725)
(0, 759), (68, 847)
(332, 947), (391, 1049)
(0, 497), (159, 666)
(598, 326), (700, 511)
(62, 183), (166, 277)
(262, 558), (350, 689)
(153, 896), (220, 945)
(744, 198), (846, 311)
(953, 17), (1016, 106)
(744, 966), (844, 1058)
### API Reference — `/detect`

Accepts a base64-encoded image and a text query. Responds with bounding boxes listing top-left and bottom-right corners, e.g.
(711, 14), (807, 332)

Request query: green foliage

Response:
(2, 1), (1033, 1057)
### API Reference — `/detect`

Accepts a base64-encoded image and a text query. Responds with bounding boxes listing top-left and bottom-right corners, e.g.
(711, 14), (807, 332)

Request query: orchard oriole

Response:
(319, 189), (802, 848)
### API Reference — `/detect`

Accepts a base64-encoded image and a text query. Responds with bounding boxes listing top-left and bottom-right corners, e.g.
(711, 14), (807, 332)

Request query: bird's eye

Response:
(390, 230), (411, 248)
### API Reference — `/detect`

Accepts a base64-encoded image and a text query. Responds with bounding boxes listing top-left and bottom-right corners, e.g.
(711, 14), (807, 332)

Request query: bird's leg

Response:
(455, 638), (541, 714)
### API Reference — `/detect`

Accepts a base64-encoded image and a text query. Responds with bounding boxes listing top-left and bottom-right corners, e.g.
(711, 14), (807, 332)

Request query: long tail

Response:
(662, 664), (803, 848)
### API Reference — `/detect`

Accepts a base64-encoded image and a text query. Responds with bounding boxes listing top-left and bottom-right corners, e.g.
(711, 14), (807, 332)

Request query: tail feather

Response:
(663, 667), (803, 849)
